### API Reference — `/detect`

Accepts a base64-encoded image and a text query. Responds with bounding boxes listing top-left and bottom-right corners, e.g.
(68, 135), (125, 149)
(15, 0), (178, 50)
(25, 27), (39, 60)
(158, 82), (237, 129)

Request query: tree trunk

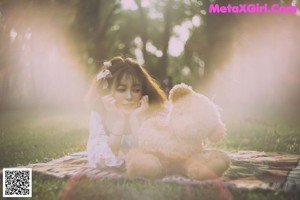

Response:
(158, 0), (172, 81)
(134, 0), (149, 66)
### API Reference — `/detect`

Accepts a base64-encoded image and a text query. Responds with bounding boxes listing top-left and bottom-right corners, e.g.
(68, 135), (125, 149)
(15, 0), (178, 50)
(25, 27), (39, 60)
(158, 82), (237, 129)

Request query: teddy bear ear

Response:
(169, 83), (193, 103)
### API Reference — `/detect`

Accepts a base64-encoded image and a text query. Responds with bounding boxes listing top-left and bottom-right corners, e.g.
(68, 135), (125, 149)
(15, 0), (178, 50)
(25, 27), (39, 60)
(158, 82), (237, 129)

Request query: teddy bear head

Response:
(168, 83), (226, 143)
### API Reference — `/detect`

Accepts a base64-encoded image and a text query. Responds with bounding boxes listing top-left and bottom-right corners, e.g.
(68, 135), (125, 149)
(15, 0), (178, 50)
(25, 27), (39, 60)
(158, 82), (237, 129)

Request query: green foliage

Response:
(2, 0), (300, 112)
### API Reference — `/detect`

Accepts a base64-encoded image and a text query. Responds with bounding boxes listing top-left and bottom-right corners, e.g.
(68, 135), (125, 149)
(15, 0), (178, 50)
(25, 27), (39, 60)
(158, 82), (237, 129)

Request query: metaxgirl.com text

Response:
(209, 3), (297, 13)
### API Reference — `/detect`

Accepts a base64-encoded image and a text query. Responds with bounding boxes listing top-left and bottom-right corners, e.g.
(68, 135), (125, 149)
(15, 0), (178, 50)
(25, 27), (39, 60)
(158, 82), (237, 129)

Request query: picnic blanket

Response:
(2, 151), (300, 192)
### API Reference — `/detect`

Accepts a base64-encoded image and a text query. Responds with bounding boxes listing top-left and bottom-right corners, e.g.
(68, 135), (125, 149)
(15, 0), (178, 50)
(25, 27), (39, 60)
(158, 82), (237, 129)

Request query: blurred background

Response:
(0, 0), (300, 121)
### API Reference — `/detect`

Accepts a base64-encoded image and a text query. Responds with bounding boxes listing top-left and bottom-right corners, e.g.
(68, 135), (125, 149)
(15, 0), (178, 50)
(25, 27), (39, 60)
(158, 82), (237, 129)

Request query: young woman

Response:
(84, 56), (166, 169)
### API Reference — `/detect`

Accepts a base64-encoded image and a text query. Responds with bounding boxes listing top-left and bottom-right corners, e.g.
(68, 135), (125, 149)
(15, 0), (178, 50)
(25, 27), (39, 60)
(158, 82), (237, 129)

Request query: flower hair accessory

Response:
(103, 61), (112, 69)
(96, 61), (112, 89)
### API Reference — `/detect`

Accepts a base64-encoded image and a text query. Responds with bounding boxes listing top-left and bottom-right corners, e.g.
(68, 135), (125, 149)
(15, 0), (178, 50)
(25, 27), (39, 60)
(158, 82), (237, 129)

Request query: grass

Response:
(0, 109), (299, 200)
(0, 109), (88, 168)
(210, 112), (300, 153)
(59, 178), (234, 200)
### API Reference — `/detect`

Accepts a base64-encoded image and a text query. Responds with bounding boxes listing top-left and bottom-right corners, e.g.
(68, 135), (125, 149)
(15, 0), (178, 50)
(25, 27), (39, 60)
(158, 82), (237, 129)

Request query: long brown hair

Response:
(84, 56), (166, 112)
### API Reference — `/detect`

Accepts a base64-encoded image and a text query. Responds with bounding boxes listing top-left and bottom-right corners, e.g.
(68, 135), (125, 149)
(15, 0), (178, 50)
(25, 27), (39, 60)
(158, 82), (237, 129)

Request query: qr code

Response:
(3, 168), (32, 197)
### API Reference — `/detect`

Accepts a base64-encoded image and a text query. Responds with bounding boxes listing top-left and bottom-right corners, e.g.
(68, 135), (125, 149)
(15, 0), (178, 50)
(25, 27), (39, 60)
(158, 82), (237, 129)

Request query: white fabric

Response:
(87, 111), (125, 168)
(87, 104), (170, 168)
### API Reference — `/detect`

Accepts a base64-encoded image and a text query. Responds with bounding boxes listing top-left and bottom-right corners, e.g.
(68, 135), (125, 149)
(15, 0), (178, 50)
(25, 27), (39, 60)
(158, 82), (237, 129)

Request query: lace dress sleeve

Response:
(87, 111), (124, 168)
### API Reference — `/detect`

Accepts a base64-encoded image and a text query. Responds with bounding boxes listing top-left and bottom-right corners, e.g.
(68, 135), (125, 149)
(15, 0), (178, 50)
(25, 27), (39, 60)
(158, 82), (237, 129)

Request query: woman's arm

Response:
(101, 95), (127, 154)
(107, 120), (126, 154)
(87, 111), (123, 168)
(129, 95), (150, 145)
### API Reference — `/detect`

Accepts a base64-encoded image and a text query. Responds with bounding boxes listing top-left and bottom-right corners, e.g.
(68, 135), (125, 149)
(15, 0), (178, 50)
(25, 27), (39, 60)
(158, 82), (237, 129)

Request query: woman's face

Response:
(112, 75), (142, 114)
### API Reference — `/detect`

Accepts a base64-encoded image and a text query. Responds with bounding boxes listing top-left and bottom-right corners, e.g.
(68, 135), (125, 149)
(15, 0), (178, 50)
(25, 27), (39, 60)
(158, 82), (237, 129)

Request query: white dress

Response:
(87, 111), (126, 168)
(87, 103), (170, 169)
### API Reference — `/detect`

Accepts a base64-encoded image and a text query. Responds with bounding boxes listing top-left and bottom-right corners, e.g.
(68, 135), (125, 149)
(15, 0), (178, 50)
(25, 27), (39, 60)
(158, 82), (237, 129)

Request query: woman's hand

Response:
(101, 94), (119, 113)
(131, 95), (149, 119)
(102, 95), (128, 154)
(129, 95), (149, 135)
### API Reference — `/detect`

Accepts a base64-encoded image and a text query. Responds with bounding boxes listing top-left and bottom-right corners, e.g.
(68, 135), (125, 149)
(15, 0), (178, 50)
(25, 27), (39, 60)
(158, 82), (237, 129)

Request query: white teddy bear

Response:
(126, 83), (230, 180)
